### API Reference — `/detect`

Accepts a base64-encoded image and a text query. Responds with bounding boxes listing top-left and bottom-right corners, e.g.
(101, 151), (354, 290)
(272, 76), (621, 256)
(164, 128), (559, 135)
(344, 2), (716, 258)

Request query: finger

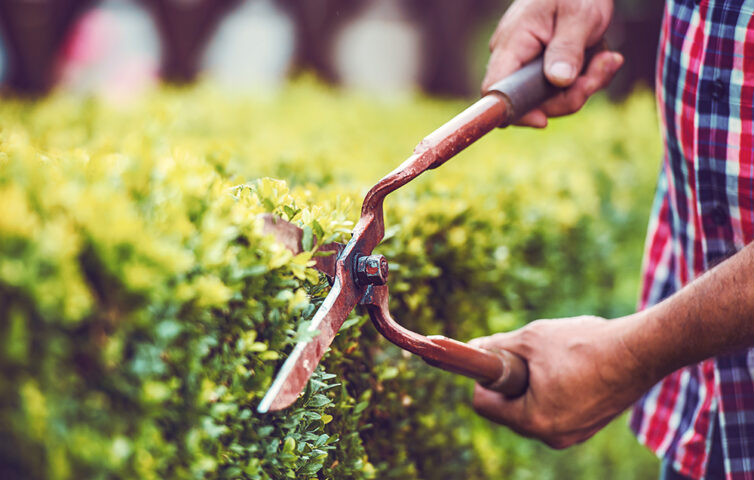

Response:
(472, 383), (528, 432)
(514, 109), (548, 128)
(543, 11), (595, 86)
(468, 331), (516, 350)
(506, 52), (621, 127)
(481, 32), (545, 94)
(539, 51), (623, 117)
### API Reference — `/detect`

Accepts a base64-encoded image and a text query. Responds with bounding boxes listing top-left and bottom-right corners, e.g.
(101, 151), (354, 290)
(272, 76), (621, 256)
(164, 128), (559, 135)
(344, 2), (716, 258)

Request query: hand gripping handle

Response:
(355, 47), (608, 398)
(485, 44), (606, 126)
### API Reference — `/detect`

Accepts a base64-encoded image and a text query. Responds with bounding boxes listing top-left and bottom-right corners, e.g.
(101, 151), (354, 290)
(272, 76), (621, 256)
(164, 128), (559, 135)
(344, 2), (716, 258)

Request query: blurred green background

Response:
(0, 82), (662, 478)
(0, 0), (661, 99)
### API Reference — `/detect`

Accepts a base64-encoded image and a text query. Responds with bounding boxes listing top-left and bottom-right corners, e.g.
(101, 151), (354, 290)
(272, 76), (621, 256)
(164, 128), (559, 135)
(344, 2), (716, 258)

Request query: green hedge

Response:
(0, 81), (661, 479)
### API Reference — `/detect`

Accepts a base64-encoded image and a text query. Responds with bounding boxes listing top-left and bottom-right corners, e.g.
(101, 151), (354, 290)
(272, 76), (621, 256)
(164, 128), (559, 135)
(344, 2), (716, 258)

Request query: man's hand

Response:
(468, 230), (754, 448)
(470, 315), (653, 449)
(483, 0), (623, 127)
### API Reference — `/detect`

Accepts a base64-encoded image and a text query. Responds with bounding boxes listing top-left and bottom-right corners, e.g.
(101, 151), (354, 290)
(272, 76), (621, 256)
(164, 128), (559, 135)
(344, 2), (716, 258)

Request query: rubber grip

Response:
(485, 44), (606, 124)
(485, 56), (554, 124)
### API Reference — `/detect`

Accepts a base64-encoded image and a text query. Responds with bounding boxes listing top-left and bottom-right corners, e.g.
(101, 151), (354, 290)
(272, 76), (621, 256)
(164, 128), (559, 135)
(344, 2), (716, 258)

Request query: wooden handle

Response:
(424, 336), (529, 398)
(480, 349), (529, 398)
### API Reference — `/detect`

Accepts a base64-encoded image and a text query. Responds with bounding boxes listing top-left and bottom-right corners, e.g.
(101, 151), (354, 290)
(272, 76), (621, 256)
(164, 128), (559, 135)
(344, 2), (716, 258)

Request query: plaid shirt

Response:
(629, 0), (754, 478)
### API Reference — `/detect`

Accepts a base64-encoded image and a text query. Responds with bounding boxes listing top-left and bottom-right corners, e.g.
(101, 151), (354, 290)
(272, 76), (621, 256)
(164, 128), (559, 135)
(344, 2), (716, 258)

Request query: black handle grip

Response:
(486, 57), (554, 124)
(485, 45), (606, 125)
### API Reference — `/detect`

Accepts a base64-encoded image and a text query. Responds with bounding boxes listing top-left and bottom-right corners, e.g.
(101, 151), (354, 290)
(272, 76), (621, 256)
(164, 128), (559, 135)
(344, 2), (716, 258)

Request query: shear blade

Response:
(261, 214), (344, 278)
(257, 275), (361, 413)
(258, 214), (359, 413)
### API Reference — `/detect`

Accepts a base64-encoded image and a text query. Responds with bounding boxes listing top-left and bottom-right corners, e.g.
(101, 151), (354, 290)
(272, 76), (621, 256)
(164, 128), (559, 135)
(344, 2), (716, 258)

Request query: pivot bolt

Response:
(355, 255), (389, 286)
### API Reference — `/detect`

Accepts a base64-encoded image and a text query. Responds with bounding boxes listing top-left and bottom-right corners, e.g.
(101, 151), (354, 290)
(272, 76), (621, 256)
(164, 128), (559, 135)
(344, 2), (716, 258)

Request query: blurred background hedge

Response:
(0, 0), (660, 99)
(1, 81), (661, 479)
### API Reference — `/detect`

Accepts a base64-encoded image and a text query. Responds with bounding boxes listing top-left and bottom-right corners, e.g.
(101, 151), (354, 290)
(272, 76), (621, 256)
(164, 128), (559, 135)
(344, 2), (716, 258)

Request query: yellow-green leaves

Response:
(0, 81), (659, 480)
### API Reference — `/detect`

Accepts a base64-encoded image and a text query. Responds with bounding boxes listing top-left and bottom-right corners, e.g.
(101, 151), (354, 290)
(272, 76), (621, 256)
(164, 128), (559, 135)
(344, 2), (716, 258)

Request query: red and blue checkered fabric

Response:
(629, 0), (754, 478)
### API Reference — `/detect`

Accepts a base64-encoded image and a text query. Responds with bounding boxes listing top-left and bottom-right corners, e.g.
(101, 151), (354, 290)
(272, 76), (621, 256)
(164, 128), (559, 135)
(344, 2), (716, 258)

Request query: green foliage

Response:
(0, 81), (660, 479)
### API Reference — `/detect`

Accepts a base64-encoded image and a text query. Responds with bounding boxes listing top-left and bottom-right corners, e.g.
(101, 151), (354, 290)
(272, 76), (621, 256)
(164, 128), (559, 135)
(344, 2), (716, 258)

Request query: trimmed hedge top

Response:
(1, 81), (660, 479)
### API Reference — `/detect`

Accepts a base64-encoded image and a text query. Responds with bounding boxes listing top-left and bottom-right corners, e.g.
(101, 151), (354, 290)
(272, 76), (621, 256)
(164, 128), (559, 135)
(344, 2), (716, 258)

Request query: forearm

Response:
(621, 242), (754, 383)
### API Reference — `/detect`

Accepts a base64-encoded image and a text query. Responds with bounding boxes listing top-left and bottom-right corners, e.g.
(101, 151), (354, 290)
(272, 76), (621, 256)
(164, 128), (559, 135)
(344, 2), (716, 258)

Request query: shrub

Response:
(0, 81), (660, 479)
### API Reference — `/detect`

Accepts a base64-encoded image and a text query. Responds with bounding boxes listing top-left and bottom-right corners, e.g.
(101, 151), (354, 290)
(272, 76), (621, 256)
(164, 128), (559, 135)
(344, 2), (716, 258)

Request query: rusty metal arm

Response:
(360, 284), (528, 397)
(258, 54), (586, 412)
(345, 65), (550, 398)
(360, 94), (509, 220)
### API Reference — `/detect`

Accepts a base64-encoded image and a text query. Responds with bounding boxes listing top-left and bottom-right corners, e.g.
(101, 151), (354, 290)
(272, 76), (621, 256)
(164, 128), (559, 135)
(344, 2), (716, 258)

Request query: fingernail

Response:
(611, 52), (624, 69)
(549, 62), (576, 83)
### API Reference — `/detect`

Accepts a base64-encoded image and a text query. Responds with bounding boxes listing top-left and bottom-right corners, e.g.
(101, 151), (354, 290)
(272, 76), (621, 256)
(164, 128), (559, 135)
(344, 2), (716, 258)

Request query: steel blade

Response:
(261, 214), (344, 278)
(257, 274), (361, 413)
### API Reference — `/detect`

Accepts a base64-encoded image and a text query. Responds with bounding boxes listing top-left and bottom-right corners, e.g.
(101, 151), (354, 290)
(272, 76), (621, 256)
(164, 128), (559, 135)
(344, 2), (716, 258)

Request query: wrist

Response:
(606, 311), (670, 391)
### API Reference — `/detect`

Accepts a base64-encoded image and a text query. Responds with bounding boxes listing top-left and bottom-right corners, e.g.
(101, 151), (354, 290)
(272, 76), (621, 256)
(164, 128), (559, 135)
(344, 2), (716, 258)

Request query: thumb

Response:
(469, 331), (528, 357)
(543, 16), (593, 87)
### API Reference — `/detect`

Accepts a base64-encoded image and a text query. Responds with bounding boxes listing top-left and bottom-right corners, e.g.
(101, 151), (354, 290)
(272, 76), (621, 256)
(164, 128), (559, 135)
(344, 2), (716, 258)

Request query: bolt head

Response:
(355, 254), (388, 286)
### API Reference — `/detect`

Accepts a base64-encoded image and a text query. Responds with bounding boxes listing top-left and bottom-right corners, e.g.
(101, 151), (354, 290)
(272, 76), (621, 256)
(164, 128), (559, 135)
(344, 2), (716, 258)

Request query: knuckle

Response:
(523, 319), (547, 337)
(518, 327), (536, 346)
(573, 0), (604, 26)
(567, 91), (587, 112)
(581, 2), (599, 21)
(517, 322), (546, 351)
(525, 319), (542, 331)
(548, 39), (581, 55)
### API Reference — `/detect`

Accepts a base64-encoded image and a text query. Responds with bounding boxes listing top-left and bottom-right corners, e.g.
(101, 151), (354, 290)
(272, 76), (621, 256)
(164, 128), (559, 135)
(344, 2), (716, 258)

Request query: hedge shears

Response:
(258, 55), (587, 413)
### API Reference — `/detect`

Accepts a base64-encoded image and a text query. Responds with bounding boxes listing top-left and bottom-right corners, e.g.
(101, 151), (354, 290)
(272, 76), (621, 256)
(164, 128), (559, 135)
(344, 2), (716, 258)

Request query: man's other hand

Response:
(470, 316), (650, 449)
(482, 0), (623, 128)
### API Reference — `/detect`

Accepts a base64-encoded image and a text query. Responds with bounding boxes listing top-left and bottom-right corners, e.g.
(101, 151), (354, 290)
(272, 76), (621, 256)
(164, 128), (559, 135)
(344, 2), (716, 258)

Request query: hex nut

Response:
(355, 255), (389, 286)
